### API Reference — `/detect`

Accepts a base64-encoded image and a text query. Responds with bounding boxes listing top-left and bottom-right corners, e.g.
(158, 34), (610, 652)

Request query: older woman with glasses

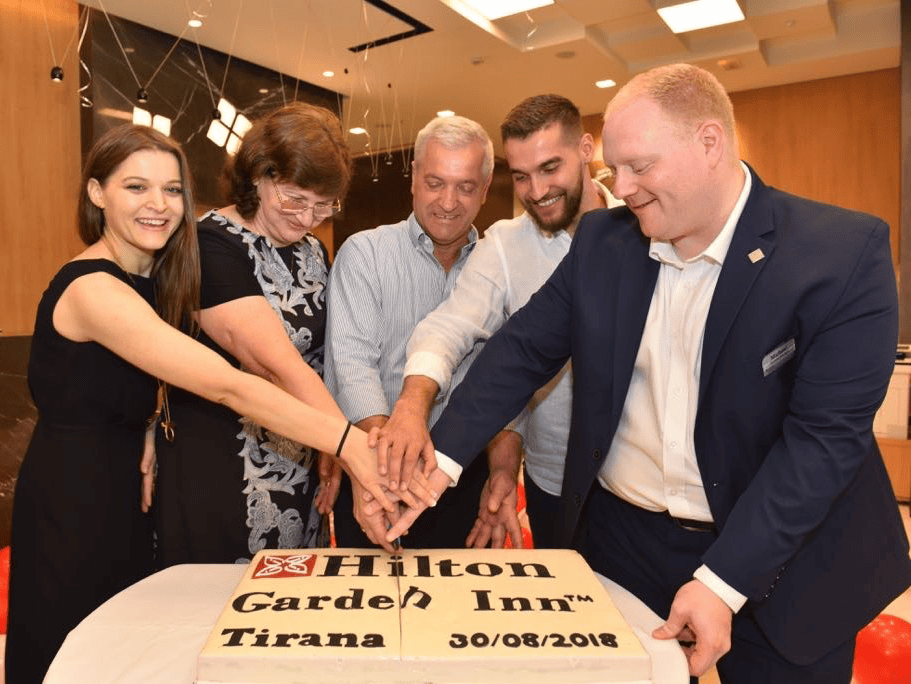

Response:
(154, 102), (352, 565)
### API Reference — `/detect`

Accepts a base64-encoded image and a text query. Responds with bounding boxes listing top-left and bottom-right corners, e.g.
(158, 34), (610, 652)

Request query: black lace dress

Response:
(5, 260), (156, 684)
(154, 211), (329, 566)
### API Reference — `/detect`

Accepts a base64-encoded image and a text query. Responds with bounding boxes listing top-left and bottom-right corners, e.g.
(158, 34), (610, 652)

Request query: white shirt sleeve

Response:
(404, 231), (510, 396)
(434, 450), (464, 487)
(693, 564), (748, 613)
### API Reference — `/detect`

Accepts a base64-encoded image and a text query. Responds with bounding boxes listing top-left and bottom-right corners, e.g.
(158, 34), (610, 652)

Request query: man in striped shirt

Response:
(324, 115), (500, 550)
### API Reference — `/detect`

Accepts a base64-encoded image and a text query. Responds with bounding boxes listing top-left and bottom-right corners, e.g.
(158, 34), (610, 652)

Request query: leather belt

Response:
(663, 512), (716, 533)
(597, 486), (717, 533)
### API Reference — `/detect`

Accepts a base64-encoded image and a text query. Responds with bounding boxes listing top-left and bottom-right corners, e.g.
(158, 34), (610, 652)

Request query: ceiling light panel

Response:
(457, 0), (554, 21)
(656, 0), (745, 34)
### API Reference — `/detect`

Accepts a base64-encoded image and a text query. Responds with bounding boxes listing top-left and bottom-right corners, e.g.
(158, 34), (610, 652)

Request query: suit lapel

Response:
(612, 235), (659, 423)
(699, 170), (777, 402)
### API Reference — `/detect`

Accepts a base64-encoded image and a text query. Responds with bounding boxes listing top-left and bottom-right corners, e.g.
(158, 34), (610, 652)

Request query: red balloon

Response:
(515, 482), (527, 513)
(501, 523), (534, 549)
(521, 527), (534, 550)
(854, 614), (911, 684)
(0, 545), (9, 634)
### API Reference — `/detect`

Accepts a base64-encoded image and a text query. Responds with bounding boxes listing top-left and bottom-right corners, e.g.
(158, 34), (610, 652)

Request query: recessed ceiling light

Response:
(437, 110), (455, 118)
(188, 18), (203, 28)
(322, 70), (335, 78)
(595, 79), (616, 89)
(258, 88), (269, 94)
(455, 0), (553, 21)
(349, 127), (367, 135)
(656, 0), (744, 34)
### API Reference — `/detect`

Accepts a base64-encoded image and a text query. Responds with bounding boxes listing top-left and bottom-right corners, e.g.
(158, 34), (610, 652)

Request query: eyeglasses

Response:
(273, 183), (341, 220)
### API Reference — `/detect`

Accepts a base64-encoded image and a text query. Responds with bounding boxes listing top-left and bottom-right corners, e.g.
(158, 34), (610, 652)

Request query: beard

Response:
(524, 175), (584, 235)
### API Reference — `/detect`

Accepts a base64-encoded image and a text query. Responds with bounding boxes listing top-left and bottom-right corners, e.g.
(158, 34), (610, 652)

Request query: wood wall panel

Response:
(1, 0), (82, 336)
(730, 69), (900, 268)
(878, 438), (911, 501)
(584, 68), (900, 270)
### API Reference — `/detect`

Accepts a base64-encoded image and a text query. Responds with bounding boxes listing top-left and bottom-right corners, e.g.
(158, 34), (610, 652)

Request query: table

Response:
(45, 563), (688, 683)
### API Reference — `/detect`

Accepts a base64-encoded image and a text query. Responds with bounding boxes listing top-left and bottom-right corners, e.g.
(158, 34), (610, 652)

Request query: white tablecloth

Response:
(45, 564), (688, 683)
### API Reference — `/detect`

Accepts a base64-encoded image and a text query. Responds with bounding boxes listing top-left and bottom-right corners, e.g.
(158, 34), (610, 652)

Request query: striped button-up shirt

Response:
(324, 213), (480, 427)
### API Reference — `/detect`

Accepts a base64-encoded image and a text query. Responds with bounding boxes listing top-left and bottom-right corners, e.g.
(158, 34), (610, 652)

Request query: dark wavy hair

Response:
(77, 124), (200, 332)
(500, 94), (584, 145)
(221, 102), (353, 220)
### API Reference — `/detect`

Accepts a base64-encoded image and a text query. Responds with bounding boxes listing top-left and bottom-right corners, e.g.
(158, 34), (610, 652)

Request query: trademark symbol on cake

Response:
(252, 553), (317, 579)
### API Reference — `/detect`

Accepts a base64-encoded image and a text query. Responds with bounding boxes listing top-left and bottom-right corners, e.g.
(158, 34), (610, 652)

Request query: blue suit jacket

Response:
(431, 168), (911, 664)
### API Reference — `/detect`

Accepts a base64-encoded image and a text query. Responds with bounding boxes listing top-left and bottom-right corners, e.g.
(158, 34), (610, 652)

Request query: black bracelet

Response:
(335, 421), (353, 459)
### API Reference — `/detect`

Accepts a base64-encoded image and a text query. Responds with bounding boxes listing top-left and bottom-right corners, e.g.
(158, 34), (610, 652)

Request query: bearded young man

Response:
(375, 95), (621, 549)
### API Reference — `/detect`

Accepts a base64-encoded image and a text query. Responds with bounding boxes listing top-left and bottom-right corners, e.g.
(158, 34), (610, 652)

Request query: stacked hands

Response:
(334, 405), (525, 553)
(325, 412), (733, 677)
(307, 411), (731, 676)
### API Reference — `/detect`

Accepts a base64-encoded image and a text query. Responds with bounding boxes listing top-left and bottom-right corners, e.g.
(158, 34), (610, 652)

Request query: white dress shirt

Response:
(598, 162), (752, 612)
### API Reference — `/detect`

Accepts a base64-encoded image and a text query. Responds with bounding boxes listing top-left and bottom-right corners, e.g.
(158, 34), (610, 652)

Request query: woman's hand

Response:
(140, 427), (156, 513)
(465, 470), (522, 549)
(337, 426), (397, 514)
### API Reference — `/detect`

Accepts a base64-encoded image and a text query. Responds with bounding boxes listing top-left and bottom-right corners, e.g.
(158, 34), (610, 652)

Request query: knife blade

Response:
(392, 538), (404, 658)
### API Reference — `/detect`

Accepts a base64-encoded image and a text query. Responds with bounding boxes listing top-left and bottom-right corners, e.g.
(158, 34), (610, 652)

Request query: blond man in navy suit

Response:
(387, 64), (911, 682)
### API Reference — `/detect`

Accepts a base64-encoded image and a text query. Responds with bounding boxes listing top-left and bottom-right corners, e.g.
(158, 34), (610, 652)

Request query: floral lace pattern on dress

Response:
(206, 211), (326, 558)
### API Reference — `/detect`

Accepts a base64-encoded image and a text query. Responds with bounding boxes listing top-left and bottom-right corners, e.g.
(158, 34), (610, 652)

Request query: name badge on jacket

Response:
(762, 338), (796, 377)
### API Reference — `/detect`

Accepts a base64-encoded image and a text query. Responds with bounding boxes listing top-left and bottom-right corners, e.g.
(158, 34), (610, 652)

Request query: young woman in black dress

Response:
(5, 125), (395, 684)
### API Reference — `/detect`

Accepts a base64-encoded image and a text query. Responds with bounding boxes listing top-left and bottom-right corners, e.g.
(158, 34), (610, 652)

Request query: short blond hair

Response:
(610, 63), (735, 141)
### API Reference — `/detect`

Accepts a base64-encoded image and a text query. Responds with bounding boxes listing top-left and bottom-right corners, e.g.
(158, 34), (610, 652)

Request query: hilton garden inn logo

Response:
(251, 553), (317, 579)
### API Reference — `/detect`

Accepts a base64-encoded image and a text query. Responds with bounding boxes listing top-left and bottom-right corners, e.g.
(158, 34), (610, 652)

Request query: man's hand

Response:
(140, 427), (156, 513)
(465, 470), (522, 548)
(372, 376), (440, 490)
(314, 451), (343, 514)
(465, 430), (523, 548)
(351, 478), (401, 553)
(652, 579), (733, 677)
(385, 467), (453, 542)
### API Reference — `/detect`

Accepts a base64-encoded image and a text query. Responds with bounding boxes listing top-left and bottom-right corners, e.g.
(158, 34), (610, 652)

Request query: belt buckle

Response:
(669, 514), (714, 533)
(678, 521), (708, 532)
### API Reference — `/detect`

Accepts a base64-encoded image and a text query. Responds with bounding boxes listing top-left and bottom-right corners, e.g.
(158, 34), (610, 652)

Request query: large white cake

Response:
(197, 548), (651, 683)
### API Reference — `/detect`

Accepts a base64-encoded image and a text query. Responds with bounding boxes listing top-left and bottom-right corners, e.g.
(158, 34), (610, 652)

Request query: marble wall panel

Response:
(83, 9), (343, 207)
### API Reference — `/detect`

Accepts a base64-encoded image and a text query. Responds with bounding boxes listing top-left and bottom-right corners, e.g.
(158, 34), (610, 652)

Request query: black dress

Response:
(155, 211), (329, 567)
(5, 260), (156, 684)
